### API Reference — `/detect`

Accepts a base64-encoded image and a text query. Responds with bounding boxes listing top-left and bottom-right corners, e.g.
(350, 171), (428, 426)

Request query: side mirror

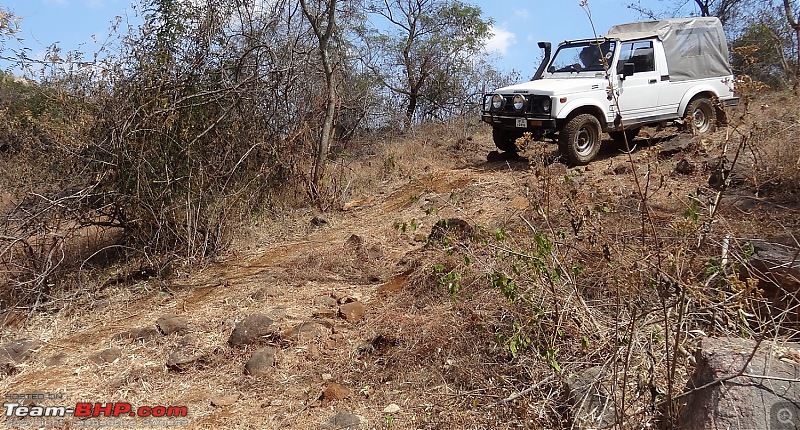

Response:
(622, 62), (635, 78)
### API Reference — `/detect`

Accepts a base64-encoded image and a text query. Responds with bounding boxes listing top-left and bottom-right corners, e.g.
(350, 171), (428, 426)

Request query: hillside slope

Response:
(2, 108), (799, 429)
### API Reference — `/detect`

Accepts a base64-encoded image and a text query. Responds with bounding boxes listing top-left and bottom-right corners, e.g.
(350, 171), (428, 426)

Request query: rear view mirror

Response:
(622, 62), (635, 77)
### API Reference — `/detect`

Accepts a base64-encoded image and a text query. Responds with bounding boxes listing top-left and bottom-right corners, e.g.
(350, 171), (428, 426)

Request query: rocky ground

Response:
(1, 105), (799, 429)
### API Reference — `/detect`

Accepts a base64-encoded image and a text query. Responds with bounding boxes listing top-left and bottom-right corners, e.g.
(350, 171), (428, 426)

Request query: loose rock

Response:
(313, 308), (337, 319)
(228, 314), (275, 346)
(339, 301), (366, 323)
(244, 347), (276, 376)
(166, 346), (203, 371)
(321, 412), (365, 430)
(210, 393), (240, 407)
(0, 339), (42, 364)
(90, 348), (123, 364)
(565, 366), (616, 430)
(322, 383), (351, 402)
(114, 327), (162, 343)
(311, 216), (329, 227)
(157, 314), (190, 335)
(681, 337), (800, 429)
(0, 339), (42, 375)
(250, 285), (284, 300)
(383, 403), (401, 414)
(675, 158), (695, 175)
(282, 321), (329, 343)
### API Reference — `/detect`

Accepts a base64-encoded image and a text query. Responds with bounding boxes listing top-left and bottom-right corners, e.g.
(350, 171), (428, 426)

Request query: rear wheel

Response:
(492, 128), (521, 152)
(559, 114), (602, 165)
(686, 97), (717, 134)
(608, 128), (640, 146)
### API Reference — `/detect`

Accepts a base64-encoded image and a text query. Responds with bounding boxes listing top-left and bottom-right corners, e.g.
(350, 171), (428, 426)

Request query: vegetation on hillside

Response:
(0, 1), (799, 427)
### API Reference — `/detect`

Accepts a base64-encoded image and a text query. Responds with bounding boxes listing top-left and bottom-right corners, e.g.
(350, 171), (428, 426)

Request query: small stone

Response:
(322, 412), (366, 429)
(166, 347), (203, 371)
(345, 234), (364, 248)
(613, 165), (631, 175)
(322, 373), (333, 381)
(307, 344), (321, 360)
(114, 327), (162, 343)
(383, 403), (401, 414)
(90, 348), (122, 364)
(339, 301), (366, 323)
(675, 158), (695, 175)
(366, 245), (384, 260)
(251, 286), (284, 300)
(245, 347), (276, 376)
(44, 352), (68, 367)
(228, 314), (275, 346)
(322, 383), (351, 402)
(282, 321), (329, 343)
(210, 393), (240, 407)
(0, 339), (42, 364)
(314, 295), (339, 308)
(311, 216), (328, 227)
(157, 314), (190, 335)
(313, 308), (337, 319)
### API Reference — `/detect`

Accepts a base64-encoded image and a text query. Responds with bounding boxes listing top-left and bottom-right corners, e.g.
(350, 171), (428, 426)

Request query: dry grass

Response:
(1, 92), (800, 429)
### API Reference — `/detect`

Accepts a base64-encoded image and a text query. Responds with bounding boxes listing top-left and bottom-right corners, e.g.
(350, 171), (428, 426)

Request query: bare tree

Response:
(782, 0), (800, 90)
(627, 0), (751, 28)
(299, 0), (339, 202)
(363, 0), (491, 128)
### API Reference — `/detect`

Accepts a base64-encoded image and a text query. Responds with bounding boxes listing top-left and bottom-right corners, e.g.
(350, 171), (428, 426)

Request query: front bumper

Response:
(481, 113), (557, 130)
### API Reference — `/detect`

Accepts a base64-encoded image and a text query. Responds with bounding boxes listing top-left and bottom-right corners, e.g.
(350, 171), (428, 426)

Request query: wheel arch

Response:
(679, 88), (719, 118)
(557, 102), (607, 130)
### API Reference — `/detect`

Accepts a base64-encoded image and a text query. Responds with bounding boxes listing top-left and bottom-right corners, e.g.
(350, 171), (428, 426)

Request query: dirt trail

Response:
(1, 132), (735, 429)
(0, 162), (529, 429)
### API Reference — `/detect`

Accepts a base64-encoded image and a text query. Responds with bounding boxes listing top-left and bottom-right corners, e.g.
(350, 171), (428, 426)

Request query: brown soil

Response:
(1, 111), (799, 429)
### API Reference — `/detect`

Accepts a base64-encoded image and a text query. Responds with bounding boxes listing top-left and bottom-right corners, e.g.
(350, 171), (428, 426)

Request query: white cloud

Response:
(514, 9), (530, 20)
(485, 25), (516, 56)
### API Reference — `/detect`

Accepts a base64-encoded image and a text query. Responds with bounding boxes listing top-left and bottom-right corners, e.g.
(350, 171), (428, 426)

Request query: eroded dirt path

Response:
(1, 133), (726, 429)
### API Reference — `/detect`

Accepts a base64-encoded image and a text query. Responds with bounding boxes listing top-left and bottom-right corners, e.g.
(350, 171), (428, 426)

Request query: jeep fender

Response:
(555, 98), (608, 129)
(678, 86), (719, 118)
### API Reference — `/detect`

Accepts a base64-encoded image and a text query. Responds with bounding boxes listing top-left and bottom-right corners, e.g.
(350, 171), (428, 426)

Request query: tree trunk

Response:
(405, 92), (417, 129)
(300, 0), (338, 202)
(782, 0), (800, 93)
(314, 60), (337, 197)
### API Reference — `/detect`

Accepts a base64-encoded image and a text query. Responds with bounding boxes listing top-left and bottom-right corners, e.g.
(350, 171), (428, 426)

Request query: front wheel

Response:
(492, 128), (521, 152)
(685, 97), (717, 134)
(559, 114), (602, 165)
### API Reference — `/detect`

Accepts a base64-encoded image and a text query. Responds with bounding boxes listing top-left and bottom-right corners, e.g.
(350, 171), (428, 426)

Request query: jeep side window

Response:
(616, 40), (655, 74)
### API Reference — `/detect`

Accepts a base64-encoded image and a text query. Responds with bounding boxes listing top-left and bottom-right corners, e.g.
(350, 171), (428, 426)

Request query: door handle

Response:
(649, 79), (657, 84)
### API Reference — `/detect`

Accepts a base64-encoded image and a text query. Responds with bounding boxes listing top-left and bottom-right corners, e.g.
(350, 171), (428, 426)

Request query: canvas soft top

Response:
(604, 17), (732, 82)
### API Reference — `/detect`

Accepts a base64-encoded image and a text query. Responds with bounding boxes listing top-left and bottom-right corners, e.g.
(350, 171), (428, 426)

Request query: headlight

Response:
(541, 97), (551, 113)
(491, 94), (504, 110)
(512, 94), (526, 111)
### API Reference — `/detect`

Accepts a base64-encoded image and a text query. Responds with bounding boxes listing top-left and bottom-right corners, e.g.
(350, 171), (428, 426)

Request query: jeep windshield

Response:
(547, 39), (616, 74)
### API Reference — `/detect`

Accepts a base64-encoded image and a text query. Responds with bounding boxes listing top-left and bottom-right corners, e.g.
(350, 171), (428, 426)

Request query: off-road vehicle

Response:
(481, 17), (739, 164)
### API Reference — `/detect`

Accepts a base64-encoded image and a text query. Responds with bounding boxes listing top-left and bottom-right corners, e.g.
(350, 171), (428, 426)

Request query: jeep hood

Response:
(492, 78), (607, 97)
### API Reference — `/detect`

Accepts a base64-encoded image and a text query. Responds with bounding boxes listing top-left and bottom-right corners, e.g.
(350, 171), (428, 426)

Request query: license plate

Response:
(515, 118), (527, 128)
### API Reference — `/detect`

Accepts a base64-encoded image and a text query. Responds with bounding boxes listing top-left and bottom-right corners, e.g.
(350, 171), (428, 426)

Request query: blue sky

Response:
(0, 0), (707, 75)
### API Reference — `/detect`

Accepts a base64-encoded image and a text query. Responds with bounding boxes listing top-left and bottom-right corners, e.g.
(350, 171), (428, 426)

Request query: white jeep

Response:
(481, 17), (739, 165)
